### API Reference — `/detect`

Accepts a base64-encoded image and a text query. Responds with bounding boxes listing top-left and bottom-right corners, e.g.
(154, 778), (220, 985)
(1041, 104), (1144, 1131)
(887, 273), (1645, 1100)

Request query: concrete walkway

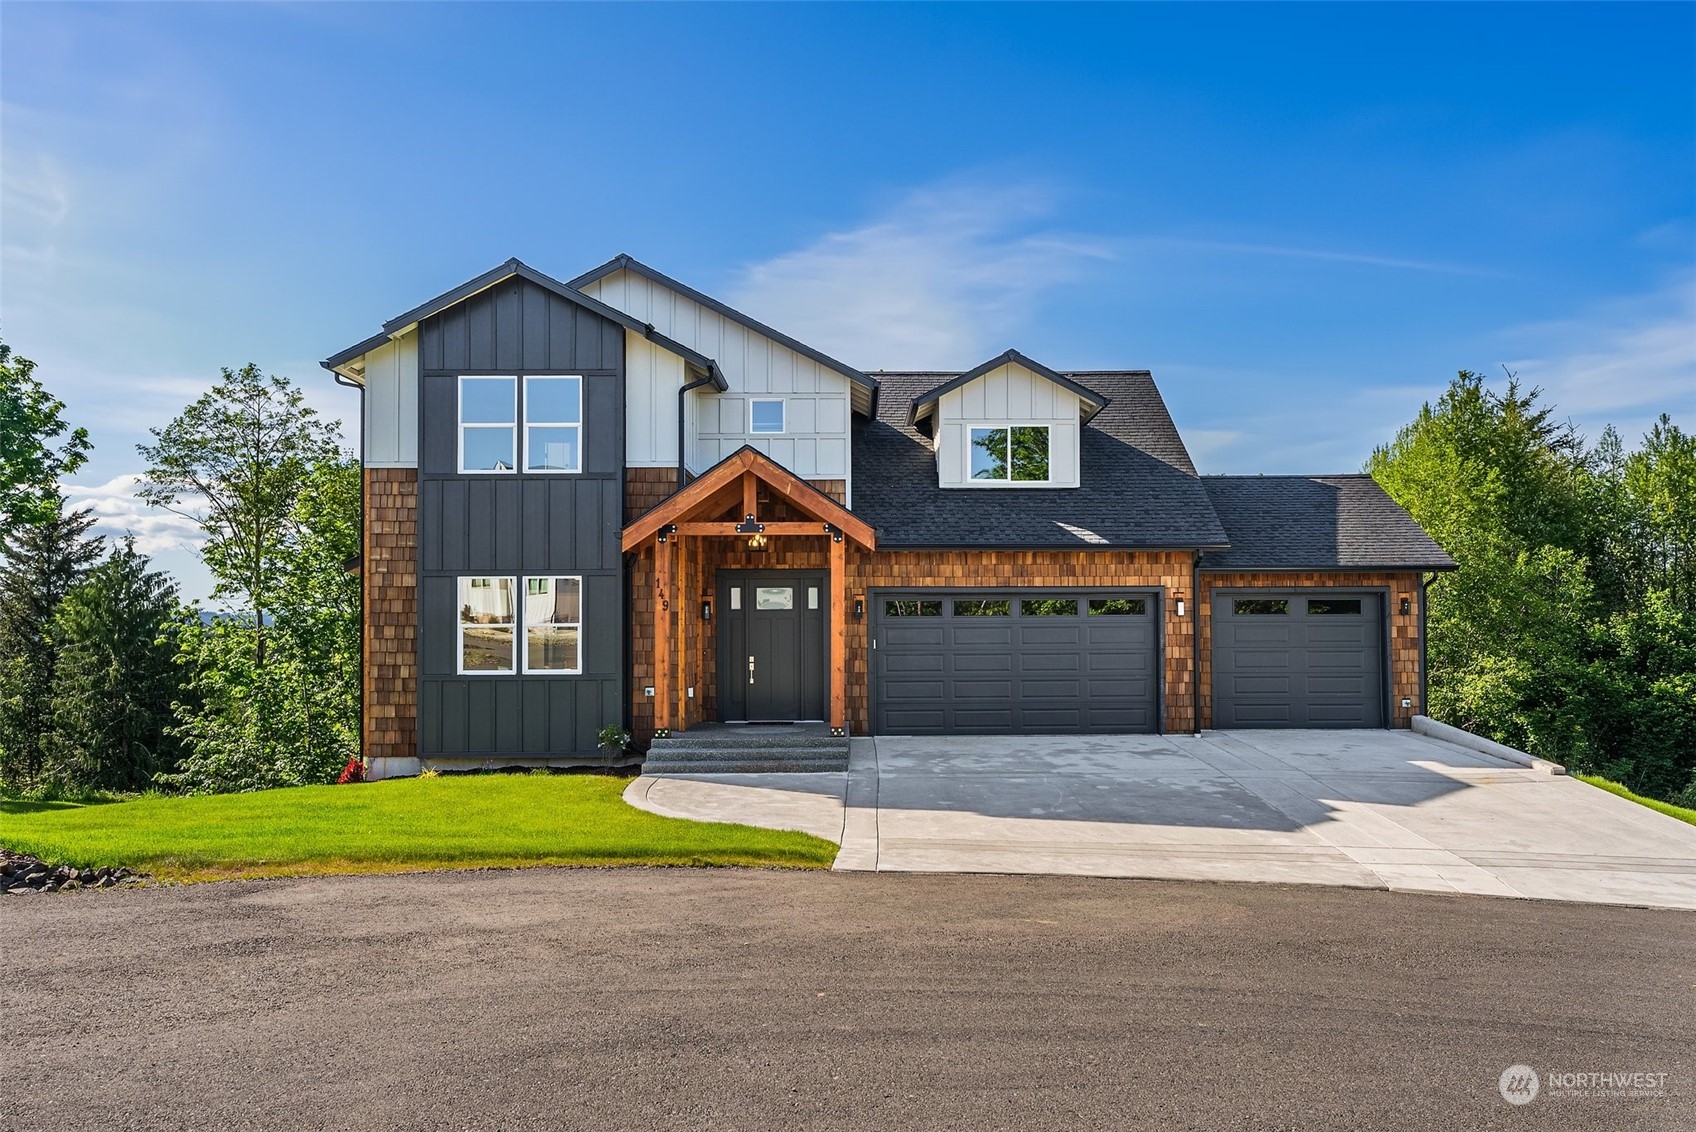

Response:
(624, 730), (1696, 909)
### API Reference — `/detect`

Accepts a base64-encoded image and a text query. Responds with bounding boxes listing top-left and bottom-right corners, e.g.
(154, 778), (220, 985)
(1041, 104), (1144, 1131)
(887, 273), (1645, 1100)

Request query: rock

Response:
(22, 871), (47, 886)
(95, 875), (115, 889)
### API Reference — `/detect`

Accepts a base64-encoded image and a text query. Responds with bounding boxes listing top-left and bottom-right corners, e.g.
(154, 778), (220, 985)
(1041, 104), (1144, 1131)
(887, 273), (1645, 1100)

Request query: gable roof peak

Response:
(907, 350), (1111, 431)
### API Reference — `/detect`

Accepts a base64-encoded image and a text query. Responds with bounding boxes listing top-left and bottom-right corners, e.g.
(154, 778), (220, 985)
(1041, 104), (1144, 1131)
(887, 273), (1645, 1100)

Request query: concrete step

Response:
(642, 755), (848, 775)
(642, 727), (848, 774)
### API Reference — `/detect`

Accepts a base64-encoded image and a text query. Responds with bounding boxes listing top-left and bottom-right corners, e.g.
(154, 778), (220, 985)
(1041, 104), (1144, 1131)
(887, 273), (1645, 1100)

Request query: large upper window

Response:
(524, 376), (582, 473)
(459, 575), (583, 674)
(970, 426), (1050, 482)
(459, 377), (517, 472)
(459, 577), (516, 672)
(523, 576), (582, 673)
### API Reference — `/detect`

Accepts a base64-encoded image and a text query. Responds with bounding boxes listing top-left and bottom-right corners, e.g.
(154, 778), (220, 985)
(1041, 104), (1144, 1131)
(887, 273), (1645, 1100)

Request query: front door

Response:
(718, 571), (828, 722)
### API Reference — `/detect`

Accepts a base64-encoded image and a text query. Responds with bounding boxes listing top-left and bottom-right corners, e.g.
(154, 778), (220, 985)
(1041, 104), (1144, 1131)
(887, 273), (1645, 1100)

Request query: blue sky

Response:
(4, 2), (1693, 602)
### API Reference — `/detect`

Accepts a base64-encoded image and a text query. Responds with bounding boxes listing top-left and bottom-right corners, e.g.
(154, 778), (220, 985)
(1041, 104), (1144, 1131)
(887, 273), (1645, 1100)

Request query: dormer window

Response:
(971, 426), (1050, 482)
(750, 398), (785, 434)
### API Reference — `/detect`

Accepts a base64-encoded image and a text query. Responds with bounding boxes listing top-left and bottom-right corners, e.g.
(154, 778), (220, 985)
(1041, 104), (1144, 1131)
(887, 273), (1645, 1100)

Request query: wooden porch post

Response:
(653, 533), (673, 737)
(829, 531), (847, 736)
(742, 472), (758, 522)
(675, 533), (690, 730)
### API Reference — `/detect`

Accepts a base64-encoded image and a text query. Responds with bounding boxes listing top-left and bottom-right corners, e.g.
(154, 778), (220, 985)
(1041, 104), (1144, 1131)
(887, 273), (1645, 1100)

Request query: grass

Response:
(1578, 775), (1696, 828)
(0, 774), (838, 882)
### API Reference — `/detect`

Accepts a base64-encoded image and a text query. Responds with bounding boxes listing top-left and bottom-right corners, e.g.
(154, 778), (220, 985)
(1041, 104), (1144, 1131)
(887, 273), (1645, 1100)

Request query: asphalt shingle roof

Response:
(1200, 475), (1456, 571)
(852, 371), (1230, 549)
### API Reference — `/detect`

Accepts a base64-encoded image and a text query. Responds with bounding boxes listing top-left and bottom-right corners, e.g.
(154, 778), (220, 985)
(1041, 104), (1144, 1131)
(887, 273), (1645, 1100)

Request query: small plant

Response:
(597, 723), (631, 756)
(335, 757), (365, 785)
(419, 767), (440, 779)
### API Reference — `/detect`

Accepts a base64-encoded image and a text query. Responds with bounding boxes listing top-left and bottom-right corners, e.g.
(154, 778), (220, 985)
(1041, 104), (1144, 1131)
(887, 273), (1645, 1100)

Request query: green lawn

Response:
(0, 774), (838, 881)
(1578, 775), (1696, 828)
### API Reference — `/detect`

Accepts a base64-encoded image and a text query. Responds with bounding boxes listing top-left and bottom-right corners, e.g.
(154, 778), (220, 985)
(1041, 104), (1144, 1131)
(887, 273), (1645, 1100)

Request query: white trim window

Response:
(524, 376), (583, 473)
(458, 376), (518, 473)
(749, 398), (785, 435)
(458, 577), (516, 673)
(970, 425), (1051, 482)
(522, 576), (583, 674)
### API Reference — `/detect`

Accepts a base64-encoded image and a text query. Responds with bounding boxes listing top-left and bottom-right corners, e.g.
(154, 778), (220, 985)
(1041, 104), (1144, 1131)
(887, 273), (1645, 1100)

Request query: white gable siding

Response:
(936, 362), (1081, 489)
(363, 331), (419, 468)
(580, 268), (852, 486)
(623, 331), (686, 466)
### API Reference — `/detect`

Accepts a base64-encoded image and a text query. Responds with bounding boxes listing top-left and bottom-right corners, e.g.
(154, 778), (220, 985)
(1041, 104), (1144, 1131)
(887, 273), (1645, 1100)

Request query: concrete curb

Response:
(1412, 715), (1566, 775)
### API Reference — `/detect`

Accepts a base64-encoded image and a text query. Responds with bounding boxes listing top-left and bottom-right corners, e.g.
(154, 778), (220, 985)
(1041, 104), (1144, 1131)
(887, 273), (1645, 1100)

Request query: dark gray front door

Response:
(871, 591), (1159, 735)
(1211, 592), (1385, 728)
(718, 572), (827, 722)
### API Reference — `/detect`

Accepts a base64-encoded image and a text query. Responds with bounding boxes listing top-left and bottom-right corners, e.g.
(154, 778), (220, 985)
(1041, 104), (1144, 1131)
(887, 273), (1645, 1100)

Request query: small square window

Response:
(459, 377), (518, 474)
(524, 376), (582, 473)
(750, 399), (785, 434)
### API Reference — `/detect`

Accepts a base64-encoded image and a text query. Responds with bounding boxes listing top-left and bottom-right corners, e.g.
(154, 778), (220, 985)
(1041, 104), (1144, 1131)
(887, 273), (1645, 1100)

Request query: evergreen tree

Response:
(0, 496), (101, 789)
(0, 341), (92, 541)
(46, 539), (184, 792)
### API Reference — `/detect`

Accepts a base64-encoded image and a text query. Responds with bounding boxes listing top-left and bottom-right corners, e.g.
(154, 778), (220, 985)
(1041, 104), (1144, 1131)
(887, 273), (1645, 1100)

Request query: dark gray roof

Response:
(851, 371), (1229, 550)
(909, 350), (1109, 432)
(1200, 475), (1456, 571)
(568, 253), (879, 401)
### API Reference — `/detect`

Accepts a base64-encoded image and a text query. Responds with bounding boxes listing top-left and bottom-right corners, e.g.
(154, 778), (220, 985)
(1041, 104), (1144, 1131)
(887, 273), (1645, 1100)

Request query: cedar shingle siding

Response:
(364, 468), (418, 760)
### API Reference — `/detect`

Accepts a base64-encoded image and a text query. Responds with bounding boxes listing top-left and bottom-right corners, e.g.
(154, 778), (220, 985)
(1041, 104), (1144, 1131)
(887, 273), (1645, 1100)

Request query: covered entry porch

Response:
(621, 447), (877, 740)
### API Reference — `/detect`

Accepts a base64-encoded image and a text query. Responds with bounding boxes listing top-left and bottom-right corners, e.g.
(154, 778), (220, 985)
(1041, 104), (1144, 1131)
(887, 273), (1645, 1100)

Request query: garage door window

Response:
(1089, 598), (1147, 615)
(1307, 598), (1362, 615)
(886, 599), (941, 617)
(954, 599), (1010, 616)
(1234, 599), (1289, 615)
(1022, 598), (1078, 616)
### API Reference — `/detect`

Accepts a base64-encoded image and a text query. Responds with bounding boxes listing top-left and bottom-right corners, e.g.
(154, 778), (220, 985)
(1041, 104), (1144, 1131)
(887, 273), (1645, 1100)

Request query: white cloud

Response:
(60, 473), (203, 556)
(1496, 273), (1696, 437)
(1134, 237), (1499, 277)
(726, 180), (1115, 369)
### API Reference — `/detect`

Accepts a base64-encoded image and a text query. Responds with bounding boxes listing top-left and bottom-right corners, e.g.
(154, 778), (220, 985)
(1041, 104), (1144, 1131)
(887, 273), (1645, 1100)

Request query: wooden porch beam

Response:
(675, 522), (841, 537)
(742, 472), (758, 523)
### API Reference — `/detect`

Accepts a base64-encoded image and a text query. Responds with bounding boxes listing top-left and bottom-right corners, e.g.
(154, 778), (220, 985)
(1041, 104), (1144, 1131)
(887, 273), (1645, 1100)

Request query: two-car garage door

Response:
(872, 592), (1159, 734)
(1211, 592), (1385, 728)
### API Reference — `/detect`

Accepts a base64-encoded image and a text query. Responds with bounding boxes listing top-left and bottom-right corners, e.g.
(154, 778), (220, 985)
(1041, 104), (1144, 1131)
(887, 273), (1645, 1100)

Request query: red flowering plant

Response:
(336, 756), (366, 784)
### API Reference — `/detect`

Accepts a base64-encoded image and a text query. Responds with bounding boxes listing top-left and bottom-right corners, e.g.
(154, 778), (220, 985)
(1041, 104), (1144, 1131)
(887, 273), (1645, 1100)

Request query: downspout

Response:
(676, 369), (715, 489)
(1191, 551), (1203, 735)
(1419, 571), (1437, 719)
(333, 370), (366, 768)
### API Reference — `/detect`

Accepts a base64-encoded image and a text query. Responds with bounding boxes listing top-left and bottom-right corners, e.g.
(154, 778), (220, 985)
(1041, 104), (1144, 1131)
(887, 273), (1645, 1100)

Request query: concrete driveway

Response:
(626, 730), (1696, 909)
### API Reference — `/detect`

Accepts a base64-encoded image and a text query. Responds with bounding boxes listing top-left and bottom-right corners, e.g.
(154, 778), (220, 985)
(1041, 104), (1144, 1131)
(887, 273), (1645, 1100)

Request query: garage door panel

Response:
(1213, 592), (1383, 728)
(1020, 653), (1083, 673)
(873, 591), (1159, 735)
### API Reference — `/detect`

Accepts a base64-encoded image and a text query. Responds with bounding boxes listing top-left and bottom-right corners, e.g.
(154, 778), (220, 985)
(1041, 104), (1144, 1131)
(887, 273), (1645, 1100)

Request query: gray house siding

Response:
(415, 276), (626, 763)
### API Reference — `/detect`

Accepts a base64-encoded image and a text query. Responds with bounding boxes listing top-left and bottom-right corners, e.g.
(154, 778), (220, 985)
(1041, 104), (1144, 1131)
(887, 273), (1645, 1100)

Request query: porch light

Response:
(701, 599), (712, 622)
(1174, 593), (1187, 617)
(747, 532), (768, 551)
(853, 598), (864, 620)
(1399, 596), (1412, 615)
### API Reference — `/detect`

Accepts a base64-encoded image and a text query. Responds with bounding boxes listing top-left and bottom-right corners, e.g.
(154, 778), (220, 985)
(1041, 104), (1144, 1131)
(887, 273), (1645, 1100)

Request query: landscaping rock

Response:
(0, 849), (144, 894)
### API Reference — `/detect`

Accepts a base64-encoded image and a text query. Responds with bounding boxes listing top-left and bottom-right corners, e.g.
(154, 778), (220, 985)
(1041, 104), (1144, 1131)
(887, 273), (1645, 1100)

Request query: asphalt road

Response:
(3, 870), (1693, 1131)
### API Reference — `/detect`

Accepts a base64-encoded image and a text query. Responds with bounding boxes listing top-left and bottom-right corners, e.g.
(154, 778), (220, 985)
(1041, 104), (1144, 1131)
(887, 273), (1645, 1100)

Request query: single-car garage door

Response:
(1211, 592), (1385, 728)
(872, 591), (1158, 734)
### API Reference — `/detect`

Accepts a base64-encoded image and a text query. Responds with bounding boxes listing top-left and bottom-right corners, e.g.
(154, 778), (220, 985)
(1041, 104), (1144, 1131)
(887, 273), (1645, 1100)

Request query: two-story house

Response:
(324, 255), (1454, 779)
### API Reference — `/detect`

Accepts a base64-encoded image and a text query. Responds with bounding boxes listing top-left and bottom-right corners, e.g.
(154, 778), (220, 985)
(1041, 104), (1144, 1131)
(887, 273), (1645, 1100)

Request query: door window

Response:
(755, 587), (794, 610)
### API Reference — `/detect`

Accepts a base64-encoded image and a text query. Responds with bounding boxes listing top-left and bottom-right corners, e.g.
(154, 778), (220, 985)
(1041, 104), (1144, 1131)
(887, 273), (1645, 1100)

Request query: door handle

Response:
(748, 655), (755, 685)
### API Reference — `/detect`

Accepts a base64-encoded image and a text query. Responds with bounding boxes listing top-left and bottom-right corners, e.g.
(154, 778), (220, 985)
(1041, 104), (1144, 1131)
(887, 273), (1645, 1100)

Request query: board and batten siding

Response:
(362, 331), (419, 468)
(414, 275), (626, 764)
(579, 267), (852, 487)
(936, 362), (1083, 489)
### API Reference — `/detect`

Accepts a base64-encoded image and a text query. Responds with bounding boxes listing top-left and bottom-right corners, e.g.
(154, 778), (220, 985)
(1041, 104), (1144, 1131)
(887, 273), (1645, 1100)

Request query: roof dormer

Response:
(909, 350), (1107, 489)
